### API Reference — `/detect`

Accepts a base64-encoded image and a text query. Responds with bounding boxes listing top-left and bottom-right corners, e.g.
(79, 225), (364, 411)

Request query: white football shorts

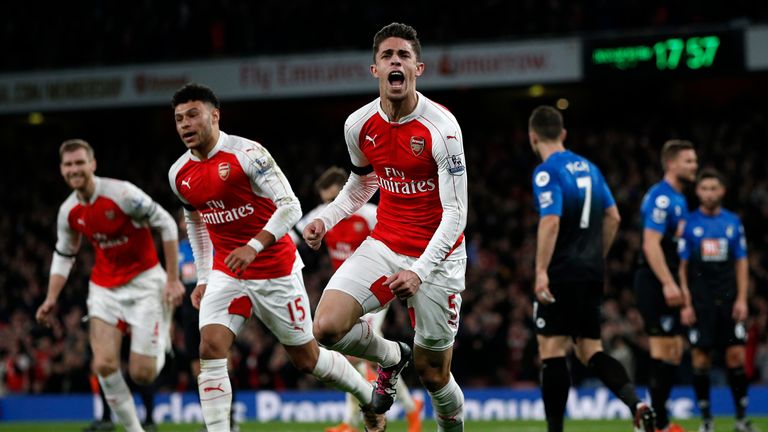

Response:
(87, 264), (171, 358)
(325, 237), (465, 351)
(199, 269), (314, 347)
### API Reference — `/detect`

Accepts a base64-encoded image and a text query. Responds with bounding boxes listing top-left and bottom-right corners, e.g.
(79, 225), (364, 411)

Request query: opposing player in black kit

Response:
(528, 106), (655, 432)
(679, 170), (755, 432)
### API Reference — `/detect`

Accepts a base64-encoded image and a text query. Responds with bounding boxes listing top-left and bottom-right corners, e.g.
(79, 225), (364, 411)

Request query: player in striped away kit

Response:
(304, 23), (468, 432)
(37, 139), (184, 432)
(679, 169), (756, 432)
(168, 83), (375, 432)
(528, 106), (655, 432)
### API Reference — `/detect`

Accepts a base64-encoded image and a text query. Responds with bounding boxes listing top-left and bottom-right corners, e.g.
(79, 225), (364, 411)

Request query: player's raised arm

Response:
(308, 121), (379, 248)
(407, 126), (468, 283)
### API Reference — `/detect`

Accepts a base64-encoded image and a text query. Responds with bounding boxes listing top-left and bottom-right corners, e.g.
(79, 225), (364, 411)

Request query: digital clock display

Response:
(585, 31), (743, 77)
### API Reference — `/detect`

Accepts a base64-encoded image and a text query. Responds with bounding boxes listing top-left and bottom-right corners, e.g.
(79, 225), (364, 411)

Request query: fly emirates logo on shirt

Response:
(200, 199), (255, 225)
(378, 167), (436, 195)
(93, 232), (129, 249)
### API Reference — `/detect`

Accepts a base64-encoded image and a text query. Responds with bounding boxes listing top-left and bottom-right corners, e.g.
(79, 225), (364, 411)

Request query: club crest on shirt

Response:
(105, 210), (115, 220)
(410, 136), (425, 156)
(218, 162), (230, 181)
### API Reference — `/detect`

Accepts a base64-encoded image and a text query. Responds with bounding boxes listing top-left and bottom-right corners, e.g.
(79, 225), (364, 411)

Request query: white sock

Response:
(342, 361), (369, 426)
(198, 358), (231, 432)
(429, 374), (464, 432)
(397, 377), (416, 412)
(313, 347), (373, 406)
(329, 319), (401, 367)
(98, 371), (143, 432)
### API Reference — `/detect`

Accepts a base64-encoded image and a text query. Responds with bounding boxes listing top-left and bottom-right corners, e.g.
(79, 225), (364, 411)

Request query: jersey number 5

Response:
(576, 176), (592, 229)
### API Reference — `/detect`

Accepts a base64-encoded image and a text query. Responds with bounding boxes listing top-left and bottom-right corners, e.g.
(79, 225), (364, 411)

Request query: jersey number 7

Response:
(576, 176), (592, 229)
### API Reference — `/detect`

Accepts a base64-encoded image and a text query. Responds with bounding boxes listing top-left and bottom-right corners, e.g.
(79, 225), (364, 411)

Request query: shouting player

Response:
(304, 23), (468, 431)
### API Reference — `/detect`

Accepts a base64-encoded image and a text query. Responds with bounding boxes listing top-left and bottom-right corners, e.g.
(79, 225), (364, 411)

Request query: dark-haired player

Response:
(528, 106), (655, 432)
(679, 169), (755, 432)
(304, 23), (468, 431)
(169, 83), (375, 432)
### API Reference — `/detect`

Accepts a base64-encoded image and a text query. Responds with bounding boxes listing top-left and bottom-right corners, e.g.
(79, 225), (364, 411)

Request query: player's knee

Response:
(417, 366), (450, 392)
(199, 337), (229, 359)
(725, 347), (744, 368)
(312, 317), (344, 347)
(129, 366), (156, 385)
(93, 358), (119, 377)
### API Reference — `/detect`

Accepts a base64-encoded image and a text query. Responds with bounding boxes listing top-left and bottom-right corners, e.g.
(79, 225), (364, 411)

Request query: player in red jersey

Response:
(304, 23), (467, 431)
(36, 139), (184, 432)
(168, 83), (377, 432)
(295, 167), (424, 432)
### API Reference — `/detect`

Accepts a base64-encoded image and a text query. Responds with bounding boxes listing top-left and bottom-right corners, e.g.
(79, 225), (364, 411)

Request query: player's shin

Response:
(98, 371), (143, 432)
(692, 368), (712, 420)
(429, 374), (464, 432)
(198, 358), (232, 432)
(727, 366), (748, 419)
(313, 347), (374, 405)
(329, 319), (401, 367)
(541, 357), (570, 432)
(649, 359), (676, 429)
(587, 352), (642, 412)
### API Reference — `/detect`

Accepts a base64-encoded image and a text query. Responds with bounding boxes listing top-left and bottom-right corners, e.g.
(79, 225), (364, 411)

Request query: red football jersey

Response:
(343, 93), (467, 268)
(169, 131), (298, 280)
(55, 177), (160, 288)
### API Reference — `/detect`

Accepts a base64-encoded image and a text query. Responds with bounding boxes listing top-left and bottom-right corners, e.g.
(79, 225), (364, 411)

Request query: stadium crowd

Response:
(1, 95), (767, 396)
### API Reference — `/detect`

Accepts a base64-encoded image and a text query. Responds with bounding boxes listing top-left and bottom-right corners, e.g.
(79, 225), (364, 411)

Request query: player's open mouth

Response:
(183, 131), (196, 141)
(388, 71), (405, 88)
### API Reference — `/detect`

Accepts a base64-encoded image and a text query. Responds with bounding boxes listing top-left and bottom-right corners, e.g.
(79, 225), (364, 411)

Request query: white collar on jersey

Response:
(77, 175), (102, 205)
(189, 131), (228, 162)
(376, 91), (427, 124)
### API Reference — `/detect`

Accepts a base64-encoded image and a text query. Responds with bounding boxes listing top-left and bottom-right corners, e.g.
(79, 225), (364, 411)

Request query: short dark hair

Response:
(528, 106), (564, 142)
(373, 22), (422, 61)
(661, 139), (694, 168)
(59, 138), (94, 160)
(697, 168), (726, 187)
(171, 83), (220, 109)
(314, 166), (348, 191)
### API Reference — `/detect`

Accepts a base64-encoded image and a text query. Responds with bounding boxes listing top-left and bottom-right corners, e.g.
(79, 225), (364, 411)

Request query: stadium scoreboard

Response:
(585, 30), (744, 78)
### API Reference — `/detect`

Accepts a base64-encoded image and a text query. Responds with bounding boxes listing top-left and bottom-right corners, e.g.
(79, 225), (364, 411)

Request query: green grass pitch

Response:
(1, 418), (768, 431)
